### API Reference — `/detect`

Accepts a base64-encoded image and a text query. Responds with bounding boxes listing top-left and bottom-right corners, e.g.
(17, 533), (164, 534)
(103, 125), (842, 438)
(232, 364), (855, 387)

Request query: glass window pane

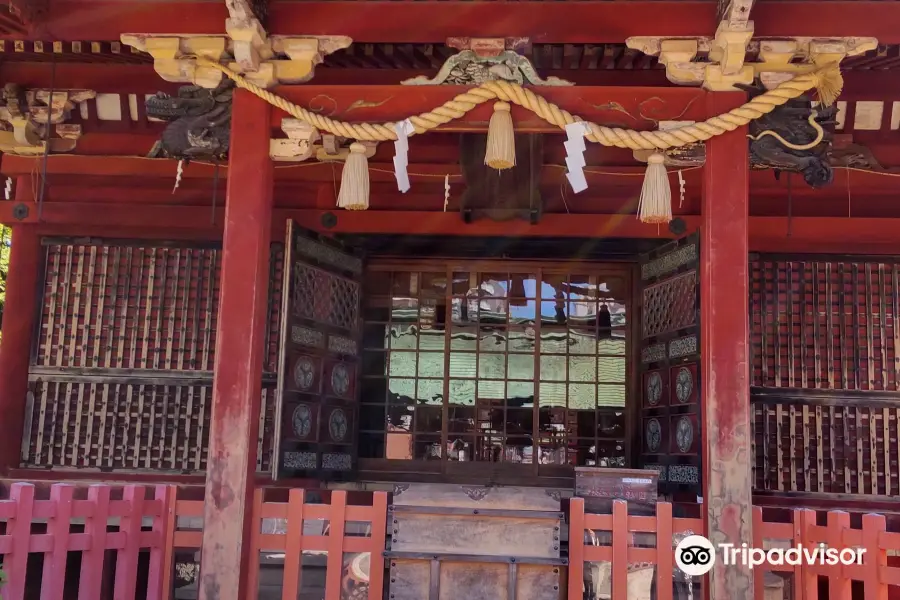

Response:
(417, 352), (444, 378)
(507, 381), (535, 407)
(569, 356), (596, 382)
(507, 354), (535, 380)
(598, 357), (627, 383)
(416, 379), (444, 404)
(539, 382), (566, 407)
(478, 353), (506, 379)
(388, 377), (415, 399)
(540, 355), (567, 381)
(569, 328), (598, 354)
(508, 326), (536, 353)
(478, 379), (505, 399)
(479, 327), (507, 353)
(449, 379), (476, 405)
(388, 352), (416, 377)
(449, 352), (476, 378)
(568, 383), (596, 410)
(597, 385), (626, 407)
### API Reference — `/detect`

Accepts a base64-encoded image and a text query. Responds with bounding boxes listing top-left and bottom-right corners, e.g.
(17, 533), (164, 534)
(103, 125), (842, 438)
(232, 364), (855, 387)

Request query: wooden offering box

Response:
(388, 483), (566, 600)
(574, 467), (659, 515)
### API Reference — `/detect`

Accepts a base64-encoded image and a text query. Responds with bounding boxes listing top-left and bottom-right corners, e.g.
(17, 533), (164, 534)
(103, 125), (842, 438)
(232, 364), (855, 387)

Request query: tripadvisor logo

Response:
(674, 534), (866, 576)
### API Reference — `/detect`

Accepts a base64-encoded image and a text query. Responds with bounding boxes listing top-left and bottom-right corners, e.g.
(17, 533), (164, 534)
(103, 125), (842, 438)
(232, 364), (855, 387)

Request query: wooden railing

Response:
(2, 483), (900, 600)
(569, 497), (900, 600)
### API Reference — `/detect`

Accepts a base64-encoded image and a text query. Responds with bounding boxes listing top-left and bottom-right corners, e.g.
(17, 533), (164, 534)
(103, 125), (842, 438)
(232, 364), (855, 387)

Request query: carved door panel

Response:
(272, 221), (364, 480)
(637, 233), (701, 494)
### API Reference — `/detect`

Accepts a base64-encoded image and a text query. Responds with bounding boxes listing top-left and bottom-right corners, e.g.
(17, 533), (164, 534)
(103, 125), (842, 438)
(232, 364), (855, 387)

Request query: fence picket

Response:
(78, 484), (111, 600)
(567, 498), (586, 600)
(799, 509), (819, 600)
(113, 485), (145, 599)
(368, 492), (388, 600)
(4, 483), (35, 600)
(41, 484), (75, 600)
(147, 485), (175, 600)
(863, 513), (888, 600)
(611, 500), (628, 600)
(828, 511), (852, 600)
(752, 506), (764, 600)
(325, 491), (348, 600)
(281, 488), (305, 600)
(655, 501), (673, 600)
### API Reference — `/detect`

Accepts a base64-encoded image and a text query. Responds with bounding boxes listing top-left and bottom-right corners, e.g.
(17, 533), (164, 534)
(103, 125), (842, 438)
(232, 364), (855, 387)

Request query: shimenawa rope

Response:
(191, 56), (843, 150)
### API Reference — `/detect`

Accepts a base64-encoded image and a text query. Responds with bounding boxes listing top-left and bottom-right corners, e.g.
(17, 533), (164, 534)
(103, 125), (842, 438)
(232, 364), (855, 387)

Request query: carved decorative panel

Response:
(637, 234), (700, 493)
(273, 221), (363, 480)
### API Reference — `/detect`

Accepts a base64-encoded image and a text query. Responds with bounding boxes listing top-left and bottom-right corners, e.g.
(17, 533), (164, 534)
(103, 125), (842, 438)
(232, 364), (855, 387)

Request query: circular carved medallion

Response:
(329, 408), (348, 442)
(645, 372), (662, 406)
(294, 357), (315, 391)
(645, 418), (662, 453)
(675, 366), (693, 403)
(331, 363), (351, 397)
(676, 416), (694, 453)
(291, 404), (312, 439)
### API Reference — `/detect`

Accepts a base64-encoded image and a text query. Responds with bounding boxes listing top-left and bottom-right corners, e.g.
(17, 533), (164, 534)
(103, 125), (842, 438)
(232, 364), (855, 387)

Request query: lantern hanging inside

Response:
(337, 142), (370, 210)
(637, 152), (672, 224)
(484, 101), (516, 170)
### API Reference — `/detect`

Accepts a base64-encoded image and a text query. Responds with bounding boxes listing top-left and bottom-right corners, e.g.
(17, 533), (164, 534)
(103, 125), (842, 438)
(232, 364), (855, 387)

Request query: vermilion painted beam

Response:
(0, 180), (42, 473)
(272, 85), (707, 131)
(33, 1), (900, 43)
(9, 199), (900, 248)
(197, 90), (273, 600)
(701, 92), (752, 599)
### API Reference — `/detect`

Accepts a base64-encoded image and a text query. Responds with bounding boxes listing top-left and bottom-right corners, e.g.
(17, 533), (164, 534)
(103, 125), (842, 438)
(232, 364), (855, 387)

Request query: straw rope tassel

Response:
(484, 101), (515, 170)
(337, 142), (370, 210)
(638, 153), (672, 224)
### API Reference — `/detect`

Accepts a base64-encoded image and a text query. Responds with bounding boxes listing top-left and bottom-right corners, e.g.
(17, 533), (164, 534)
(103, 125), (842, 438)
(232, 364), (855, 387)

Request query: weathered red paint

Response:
(0, 179), (42, 474)
(700, 92), (752, 599)
(33, 1), (900, 43)
(197, 90), (273, 600)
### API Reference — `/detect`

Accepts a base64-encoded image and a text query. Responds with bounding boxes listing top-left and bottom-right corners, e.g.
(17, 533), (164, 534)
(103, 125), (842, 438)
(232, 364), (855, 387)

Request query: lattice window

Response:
(750, 256), (900, 496)
(750, 258), (900, 391)
(358, 262), (630, 480)
(23, 240), (283, 474)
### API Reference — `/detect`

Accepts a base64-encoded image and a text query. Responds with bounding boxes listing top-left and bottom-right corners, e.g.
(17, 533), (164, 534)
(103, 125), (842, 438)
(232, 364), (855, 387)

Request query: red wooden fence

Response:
(2, 483), (900, 600)
(569, 497), (900, 600)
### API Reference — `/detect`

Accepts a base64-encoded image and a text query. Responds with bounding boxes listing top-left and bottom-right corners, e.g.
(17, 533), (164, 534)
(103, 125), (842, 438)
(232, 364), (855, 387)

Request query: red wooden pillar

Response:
(0, 178), (42, 473)
(701, 92), (752, 599)
(198, 89), (273, 600)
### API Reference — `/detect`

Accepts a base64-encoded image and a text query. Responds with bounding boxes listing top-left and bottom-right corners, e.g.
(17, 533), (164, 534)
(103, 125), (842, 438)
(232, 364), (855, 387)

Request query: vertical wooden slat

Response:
(655, 502), (673, 600)
(827, 511), (852, 600)
(843, 406), (853, 493)
(4, 483), (35, 600)
(368, 491), (388, 600)
(41, 484), (75, 600)
(813, 262), (822, 387)
(281, 489), (305, 600)
(826, 263), (835, 388)
(244, 489), (264, 600)
(839, 263), (849, 388)
(78, 484), (111, 600)
(775, 402), (784, 491)
(789, 402), (798, 491)
(325, 491), (348, 600)
(799, 509), (819, 600)
(800, 262), (808, 388)
(42, 245), (60, 366)
(148, 485), (177, 600)
(866, 264), (876, 389)
(863, 513), (889, 600)
(752, 507), (764, 600)
(852, 263), (862, 389)
(775, 261), (783, 387)
(815, 403), (824, 492)
(787, 261), (795, 387)
(113, 485), (145, 599)
(567, 498), (585, 600)
(760, 261), (769, 385)
(610, 500), (628, 600)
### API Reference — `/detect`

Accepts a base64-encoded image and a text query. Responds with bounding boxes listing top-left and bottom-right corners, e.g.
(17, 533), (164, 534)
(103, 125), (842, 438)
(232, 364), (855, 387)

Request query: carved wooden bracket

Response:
(270, 119), (319, 162)
(0, 85), (94, 155)
(627, 34), (877, 91)
(403, 46), (572, 87)
(314, 135), (377, 161)
(121, 33), (351, 88)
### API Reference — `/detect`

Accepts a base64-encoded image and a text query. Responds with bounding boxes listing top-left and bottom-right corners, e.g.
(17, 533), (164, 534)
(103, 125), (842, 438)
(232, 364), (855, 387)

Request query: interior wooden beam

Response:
(32, 1), (900, 44)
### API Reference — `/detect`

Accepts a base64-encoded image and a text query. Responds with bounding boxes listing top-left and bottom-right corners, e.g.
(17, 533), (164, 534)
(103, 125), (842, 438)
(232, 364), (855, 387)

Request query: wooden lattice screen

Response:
(22, 240), (284, 474)
(750, 255), (900, 496)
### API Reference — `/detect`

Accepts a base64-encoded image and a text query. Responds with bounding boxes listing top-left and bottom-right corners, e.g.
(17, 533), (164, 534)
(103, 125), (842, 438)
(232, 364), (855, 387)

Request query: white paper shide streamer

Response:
(393, 119), (415, 193)
(564, 122), (591, 194)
